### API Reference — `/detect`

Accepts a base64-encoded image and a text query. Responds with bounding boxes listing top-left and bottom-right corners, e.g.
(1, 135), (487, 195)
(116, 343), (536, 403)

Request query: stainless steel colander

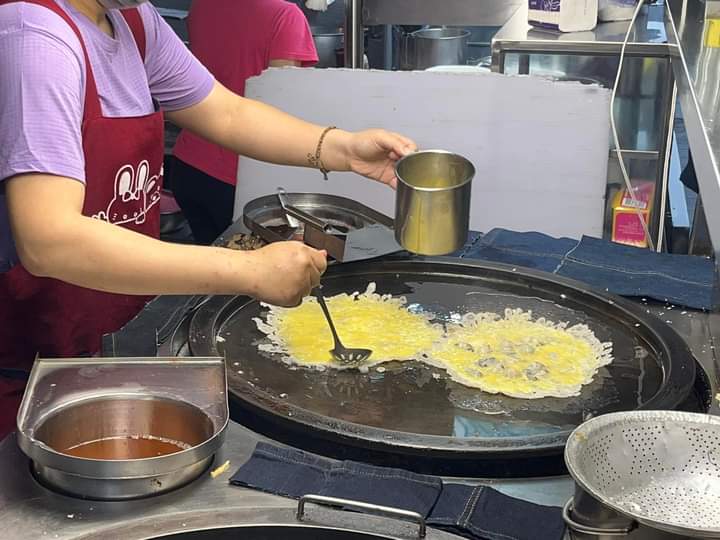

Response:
(565, 411), (720, 538)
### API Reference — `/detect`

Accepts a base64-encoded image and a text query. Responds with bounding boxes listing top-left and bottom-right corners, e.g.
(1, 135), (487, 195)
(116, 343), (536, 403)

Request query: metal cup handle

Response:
(297, 494), (427, 538)
(563, 499), (636, 537)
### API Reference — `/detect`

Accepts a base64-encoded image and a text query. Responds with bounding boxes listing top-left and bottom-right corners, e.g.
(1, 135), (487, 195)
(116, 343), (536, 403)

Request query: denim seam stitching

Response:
(562, 257), (713, 287)
(327, 468), (440, 487)
(476, 245), (569, 260)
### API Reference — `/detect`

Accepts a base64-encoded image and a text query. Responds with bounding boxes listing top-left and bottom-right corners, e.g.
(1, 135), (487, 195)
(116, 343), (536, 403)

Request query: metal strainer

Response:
(565, 411), (720, 538)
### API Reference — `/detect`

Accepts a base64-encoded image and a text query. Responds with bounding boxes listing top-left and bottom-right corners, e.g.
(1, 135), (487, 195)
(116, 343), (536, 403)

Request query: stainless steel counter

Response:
(3, 299), (719, 539)
(0, 422), (468, 540)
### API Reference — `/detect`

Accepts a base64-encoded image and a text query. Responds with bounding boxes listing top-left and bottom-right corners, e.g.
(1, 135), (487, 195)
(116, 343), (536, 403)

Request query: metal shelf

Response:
(665, 0), (720, 262)
(491, 3), (676, 251)
(362, 0), (522, 26)
(491, 4), (670, 69)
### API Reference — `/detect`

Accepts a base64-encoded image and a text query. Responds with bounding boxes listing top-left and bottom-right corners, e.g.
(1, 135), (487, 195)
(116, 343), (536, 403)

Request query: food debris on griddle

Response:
(225, 233), (267, 251)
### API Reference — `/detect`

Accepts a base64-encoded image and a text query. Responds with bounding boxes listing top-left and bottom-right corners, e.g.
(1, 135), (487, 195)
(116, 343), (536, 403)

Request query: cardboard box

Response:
(611, 180), (655, 248)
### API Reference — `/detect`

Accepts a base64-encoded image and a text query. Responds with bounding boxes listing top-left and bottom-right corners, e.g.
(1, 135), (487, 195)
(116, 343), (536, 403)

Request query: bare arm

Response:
(166, 81), (415, 186)
(166, 81), (351, 171)
(268, 60), (301, 67)
(5, 174), (326, 305)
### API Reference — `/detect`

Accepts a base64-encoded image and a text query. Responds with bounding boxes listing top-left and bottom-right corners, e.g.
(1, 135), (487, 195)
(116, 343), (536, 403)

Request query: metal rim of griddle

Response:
(188, 257), (698, 471)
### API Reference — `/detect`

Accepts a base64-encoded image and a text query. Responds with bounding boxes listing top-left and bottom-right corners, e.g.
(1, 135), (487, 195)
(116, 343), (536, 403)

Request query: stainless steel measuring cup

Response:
(394, 150), (475, 256)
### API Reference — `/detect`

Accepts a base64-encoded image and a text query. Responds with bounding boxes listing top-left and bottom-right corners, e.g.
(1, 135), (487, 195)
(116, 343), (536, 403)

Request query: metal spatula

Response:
(276, 195), (401, 263)
(276, 188), (300, 229)
(315, 286), (372, 365)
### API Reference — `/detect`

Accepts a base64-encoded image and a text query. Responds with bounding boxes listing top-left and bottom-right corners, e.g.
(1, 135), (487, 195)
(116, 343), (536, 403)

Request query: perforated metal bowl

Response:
(565, 411), (720, 538)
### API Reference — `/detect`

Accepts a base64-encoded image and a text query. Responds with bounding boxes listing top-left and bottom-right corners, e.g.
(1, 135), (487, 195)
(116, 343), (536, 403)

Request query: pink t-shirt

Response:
(173, 0), (318, 185)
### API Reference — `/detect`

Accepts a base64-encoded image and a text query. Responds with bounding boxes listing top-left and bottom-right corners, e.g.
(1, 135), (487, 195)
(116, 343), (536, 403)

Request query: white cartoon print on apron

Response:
(93, 160), (162, 225)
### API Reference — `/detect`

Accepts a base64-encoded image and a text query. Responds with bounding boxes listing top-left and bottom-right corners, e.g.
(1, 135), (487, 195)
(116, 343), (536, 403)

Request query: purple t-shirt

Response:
(0, 0), (214, 270)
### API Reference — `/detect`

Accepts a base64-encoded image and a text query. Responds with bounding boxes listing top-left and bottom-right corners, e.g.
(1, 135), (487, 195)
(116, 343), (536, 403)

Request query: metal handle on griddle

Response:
(297, 494), (427, 538)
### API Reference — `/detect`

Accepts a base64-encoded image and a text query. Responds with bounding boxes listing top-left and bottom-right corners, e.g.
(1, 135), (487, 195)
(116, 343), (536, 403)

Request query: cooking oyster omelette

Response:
(427, 309), (613, 399)
(254, 284), (613, 399)
(254, 283), (444, 369)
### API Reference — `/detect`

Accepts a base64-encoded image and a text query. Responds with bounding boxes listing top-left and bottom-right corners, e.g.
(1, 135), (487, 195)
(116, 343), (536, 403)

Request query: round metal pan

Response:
(188, 257), (701, 477)
(243, 193), (394, 244)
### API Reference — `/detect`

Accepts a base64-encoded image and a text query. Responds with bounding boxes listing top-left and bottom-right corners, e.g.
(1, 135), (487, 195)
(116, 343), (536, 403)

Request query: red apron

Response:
(0, 0), (164, 438)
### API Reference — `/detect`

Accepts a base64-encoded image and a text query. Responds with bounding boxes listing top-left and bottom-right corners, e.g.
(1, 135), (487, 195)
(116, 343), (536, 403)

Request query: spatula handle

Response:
(314, 286), (342, 348)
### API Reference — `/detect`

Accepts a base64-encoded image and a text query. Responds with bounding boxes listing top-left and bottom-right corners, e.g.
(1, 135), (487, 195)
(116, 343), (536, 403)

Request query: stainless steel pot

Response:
(312, 29), (343, 68)
(401, 27), (470, 70)
(564, 411), (720, 539)
(17, 356), (229, 501)
(394, 150), (474, 256)
(563, 490), (686, 539)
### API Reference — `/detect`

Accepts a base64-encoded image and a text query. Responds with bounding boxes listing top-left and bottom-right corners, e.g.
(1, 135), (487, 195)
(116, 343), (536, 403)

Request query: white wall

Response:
(236, 68), (611, 239)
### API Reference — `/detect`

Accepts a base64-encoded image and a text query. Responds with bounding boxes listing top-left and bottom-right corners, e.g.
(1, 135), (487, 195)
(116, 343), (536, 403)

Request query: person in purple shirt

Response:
(0, 0), (416, 438)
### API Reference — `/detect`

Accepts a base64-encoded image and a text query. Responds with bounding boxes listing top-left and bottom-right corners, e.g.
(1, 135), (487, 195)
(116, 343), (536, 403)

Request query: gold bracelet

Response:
(307, 126), (337, 181)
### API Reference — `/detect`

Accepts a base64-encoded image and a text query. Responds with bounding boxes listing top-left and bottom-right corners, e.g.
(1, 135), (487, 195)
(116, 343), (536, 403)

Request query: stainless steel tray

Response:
(242, 193), (395, 245)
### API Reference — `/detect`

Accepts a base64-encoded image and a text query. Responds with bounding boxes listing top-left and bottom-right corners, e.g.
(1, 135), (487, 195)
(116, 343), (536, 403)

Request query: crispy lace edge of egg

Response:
(253, 289), (614, 397)
(252, 282), (440, 371)
(424, 308), (614, 399)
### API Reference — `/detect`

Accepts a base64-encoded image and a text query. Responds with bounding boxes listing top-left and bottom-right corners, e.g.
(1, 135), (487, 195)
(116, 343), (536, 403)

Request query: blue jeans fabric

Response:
(429, 483), (566, 540)
(230, 442), (565, 540)
(460, 229), (713, 310)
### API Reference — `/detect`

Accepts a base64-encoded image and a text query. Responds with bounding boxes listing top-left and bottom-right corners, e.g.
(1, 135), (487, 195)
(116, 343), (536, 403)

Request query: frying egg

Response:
(254, 285), (613, 399)
(255, 283), (443, 368)
(427, 309), (613, 398)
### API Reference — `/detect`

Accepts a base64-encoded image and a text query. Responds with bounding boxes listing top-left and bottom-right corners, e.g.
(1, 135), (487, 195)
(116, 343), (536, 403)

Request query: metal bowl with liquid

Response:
(16, 357), (228, 500)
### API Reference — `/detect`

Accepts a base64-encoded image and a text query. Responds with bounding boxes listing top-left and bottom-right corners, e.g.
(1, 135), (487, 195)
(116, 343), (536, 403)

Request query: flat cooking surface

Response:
(189, 258), (699, 475)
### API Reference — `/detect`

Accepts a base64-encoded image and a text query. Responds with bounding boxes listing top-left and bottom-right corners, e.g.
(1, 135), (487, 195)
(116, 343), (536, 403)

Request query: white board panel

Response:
(236, 68), (611, 239)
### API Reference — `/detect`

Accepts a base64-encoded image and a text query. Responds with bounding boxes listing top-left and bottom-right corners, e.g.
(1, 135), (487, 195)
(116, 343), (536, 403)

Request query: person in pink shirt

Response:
(172, 0), (320, 244)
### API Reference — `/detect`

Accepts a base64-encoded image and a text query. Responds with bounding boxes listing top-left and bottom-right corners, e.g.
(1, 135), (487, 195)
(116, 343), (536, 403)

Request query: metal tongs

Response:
(276, 191), (402, 263)
(277, 190), (348, 260)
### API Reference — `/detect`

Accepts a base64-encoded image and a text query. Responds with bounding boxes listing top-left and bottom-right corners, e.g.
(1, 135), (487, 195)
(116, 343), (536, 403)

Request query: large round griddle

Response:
(188, 258), (701, 477)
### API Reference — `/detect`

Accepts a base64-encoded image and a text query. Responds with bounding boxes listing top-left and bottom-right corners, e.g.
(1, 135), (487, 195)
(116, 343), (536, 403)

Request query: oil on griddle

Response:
(214, 271), (664, 440)
(255, 285), (614, 400)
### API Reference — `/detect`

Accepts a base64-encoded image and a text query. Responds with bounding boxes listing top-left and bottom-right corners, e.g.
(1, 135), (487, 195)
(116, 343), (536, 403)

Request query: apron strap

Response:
(120, 8), (146, 62)
(0, 0), (102, 119)
(0, 2), (149, 117)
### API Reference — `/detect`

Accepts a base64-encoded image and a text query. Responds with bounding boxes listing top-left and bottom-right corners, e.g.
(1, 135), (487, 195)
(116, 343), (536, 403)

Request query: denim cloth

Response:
(461, 229), (577, 274)
(429, 483), (566, 540)
(230, 442), (565, 540)
(558, 236), (714, 309)
(461, 229), (714, 310)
